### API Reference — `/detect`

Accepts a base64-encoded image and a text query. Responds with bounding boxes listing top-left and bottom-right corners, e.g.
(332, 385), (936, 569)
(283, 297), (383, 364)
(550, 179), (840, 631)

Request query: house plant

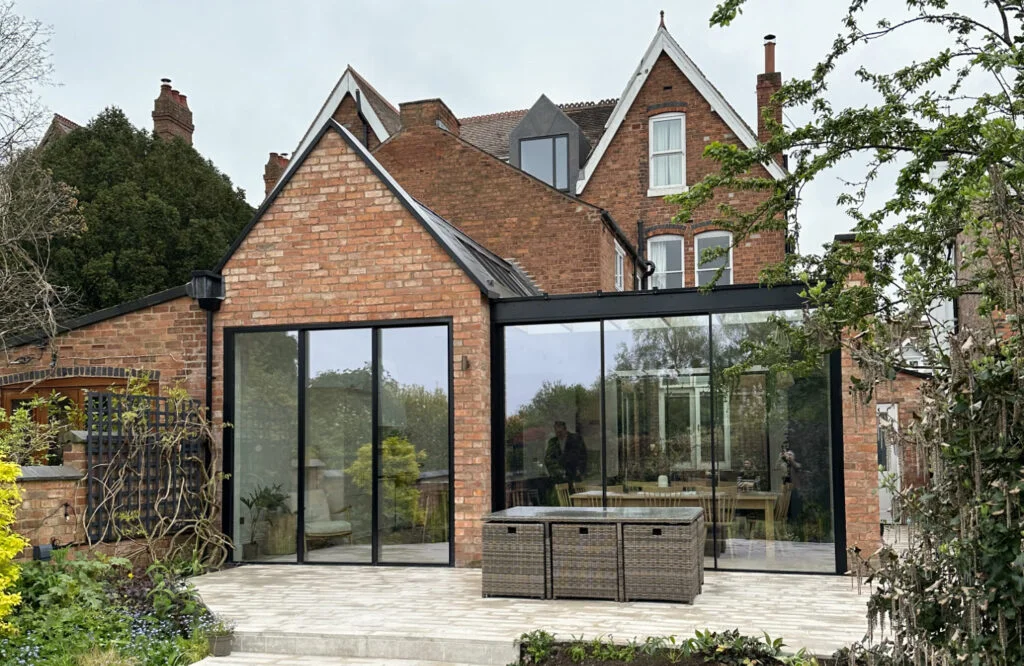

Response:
(240, 483), (288, 559)
(206, 614), (235, 657)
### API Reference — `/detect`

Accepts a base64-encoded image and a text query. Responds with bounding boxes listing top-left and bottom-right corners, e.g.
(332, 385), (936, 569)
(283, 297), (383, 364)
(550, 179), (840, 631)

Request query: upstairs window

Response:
(695, 231), (733, 286)
(647, 235), (684, 289)
(520, 135), (569, 190)
(614, 242), (625, 291)
(649, 113), (685, 195)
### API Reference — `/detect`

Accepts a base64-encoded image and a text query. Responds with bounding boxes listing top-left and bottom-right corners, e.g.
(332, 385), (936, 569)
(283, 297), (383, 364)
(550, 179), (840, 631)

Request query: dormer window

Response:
(520, 135), (569, 190)
(648, 113), (686, 196)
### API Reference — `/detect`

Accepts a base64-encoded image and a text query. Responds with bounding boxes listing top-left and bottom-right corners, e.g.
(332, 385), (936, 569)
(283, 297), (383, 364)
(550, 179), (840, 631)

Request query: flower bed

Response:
(1, 550), (215, 665)
(515, 629), (826, 666)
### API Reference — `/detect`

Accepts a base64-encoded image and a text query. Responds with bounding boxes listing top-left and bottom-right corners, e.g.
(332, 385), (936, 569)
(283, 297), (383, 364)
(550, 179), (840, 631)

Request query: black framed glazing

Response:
(490, 283), (847, 575)
(518, 133), (570, 191)
(222, 317), (456, 567)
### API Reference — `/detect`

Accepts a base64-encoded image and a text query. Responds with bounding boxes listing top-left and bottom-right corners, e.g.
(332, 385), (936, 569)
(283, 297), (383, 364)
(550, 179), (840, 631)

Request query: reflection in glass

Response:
(304, 329), (372, 563)
(504, 323), (602, 508)
(234, 331), (299, 562)
(377, 326), (450, 564)
(712, 311), (834, 572)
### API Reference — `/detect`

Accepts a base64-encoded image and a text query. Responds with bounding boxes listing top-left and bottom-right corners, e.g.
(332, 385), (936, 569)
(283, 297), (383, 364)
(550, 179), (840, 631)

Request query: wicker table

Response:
(482, 507), (704, 603)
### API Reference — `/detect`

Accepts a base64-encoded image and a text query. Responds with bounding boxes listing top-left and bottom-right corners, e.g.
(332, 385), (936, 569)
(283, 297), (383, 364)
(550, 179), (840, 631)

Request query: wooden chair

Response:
(775, 483), (793, 523)
(419, 484), (448, 542)
(555, 483), (571, 507)
(698, 489), (737, 554)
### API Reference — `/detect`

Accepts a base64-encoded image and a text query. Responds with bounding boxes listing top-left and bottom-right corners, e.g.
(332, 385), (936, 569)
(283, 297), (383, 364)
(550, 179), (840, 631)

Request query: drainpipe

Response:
(187, 271), (225, 461)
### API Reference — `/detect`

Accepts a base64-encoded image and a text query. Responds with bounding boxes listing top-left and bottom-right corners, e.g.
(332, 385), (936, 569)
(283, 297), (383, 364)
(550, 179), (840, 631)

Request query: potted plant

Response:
(206, 614), (235, 657)
(240, 483), (288, 559)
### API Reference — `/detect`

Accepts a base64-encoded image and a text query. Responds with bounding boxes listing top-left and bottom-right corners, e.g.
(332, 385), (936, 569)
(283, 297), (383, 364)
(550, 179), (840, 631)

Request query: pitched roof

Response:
(459, 99), (617, 161)
(577, 25), (787, 193)
(276, 66), (399, 190)
(217, 119), (539, 299)
(39, 113), (81, 149)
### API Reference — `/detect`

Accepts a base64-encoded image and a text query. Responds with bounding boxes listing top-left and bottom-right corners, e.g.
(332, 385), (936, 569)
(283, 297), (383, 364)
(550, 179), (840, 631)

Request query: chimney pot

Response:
(153, 79), (194, 145)
(763, 35), (776, 74)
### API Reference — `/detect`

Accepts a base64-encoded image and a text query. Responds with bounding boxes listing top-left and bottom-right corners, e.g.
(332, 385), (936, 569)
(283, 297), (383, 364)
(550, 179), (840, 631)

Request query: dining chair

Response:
(698, 489), (738, 555)
(555, 483), (571, 507)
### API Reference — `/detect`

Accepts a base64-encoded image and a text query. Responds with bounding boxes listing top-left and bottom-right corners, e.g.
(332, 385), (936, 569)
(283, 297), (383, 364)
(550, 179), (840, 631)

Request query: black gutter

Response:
(5, 284), (190, 349)
(492, 282), (808, 325)
(600, 210), (639, 264)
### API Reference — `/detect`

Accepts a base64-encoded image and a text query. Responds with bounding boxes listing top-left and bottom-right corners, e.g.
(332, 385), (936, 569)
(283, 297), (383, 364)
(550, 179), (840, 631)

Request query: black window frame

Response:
(518, 133), (570, 191)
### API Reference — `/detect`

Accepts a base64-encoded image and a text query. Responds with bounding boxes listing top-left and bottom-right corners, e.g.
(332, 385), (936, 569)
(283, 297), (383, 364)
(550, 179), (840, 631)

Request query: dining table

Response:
(569, 489), (781, 542)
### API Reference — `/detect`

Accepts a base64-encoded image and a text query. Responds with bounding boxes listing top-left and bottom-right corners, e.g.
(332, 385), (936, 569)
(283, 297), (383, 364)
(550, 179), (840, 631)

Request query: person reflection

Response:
(544, 420), (588, 490)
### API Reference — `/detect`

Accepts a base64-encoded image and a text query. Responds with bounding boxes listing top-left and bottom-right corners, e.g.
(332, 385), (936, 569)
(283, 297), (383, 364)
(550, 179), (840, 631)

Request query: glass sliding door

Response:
(231, 322), (452, 566)
(377, 325), (451, 564)
(504, 322), (602, 508)
(304, 329), (373, 563)
(233, 331), (299, 562)
(711, 311), (834, 572)
(499, 308), (840, 574)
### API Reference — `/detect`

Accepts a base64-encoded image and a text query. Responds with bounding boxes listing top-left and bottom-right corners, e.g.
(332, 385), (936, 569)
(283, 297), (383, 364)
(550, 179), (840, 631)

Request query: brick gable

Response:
(213, 127), (492, 564)
(373, 124), (635, 294)
(582, 52), (784, 287)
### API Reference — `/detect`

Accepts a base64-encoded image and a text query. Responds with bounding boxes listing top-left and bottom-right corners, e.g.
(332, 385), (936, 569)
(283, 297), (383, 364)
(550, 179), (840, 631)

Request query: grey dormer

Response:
(509, 95), (590, 192)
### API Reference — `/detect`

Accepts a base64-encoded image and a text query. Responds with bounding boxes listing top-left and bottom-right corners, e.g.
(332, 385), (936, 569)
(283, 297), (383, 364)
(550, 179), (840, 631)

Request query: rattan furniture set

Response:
(481, 506), (705, 604)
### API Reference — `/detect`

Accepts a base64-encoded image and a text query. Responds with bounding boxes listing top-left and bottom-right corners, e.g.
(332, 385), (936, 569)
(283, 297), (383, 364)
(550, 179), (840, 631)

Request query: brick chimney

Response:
(756, 35), (782, 145)
(264, 152), (290, 196)
(398, 99), (460, 137)
(152, 78), (195, 145)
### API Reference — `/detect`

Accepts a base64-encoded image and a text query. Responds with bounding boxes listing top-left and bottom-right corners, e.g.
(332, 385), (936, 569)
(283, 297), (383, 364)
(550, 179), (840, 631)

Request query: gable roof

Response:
(39, 113), (81, 149)
(216, 119), (538, 299)
(459, 99), (616, 161)
(576, 25), (787, 193)
(276, 66), (400, 189)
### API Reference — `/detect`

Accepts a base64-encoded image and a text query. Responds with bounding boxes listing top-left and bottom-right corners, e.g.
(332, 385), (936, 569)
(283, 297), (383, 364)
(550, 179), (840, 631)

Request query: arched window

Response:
(646, 234), (684, 289)
(694, 230), (733, 286)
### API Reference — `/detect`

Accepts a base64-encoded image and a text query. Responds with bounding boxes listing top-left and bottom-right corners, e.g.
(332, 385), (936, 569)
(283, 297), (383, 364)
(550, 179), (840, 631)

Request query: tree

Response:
(0, 2), (82, 355)
(40, 108), (253, 311)
(683, 1), (1024, 662)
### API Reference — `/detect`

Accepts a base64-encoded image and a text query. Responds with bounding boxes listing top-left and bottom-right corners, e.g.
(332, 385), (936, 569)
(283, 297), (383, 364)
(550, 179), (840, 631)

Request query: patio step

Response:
(196, 654), (492, 666)
(230, 630), (518, 666)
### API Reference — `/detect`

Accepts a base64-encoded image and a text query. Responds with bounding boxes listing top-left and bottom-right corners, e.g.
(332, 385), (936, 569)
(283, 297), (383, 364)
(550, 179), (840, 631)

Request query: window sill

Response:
(647, 185), (688, 198)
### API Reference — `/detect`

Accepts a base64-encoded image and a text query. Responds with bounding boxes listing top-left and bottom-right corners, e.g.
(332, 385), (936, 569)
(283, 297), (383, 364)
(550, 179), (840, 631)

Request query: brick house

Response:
(5, 19), (902, 573)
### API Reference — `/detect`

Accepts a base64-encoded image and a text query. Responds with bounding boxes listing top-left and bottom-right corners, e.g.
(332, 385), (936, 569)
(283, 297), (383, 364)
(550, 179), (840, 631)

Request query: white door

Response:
(877, 403), (900, 524)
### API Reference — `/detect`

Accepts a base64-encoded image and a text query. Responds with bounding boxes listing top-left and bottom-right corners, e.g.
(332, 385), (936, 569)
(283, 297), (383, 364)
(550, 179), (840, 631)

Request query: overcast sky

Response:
(24, 0), (959, 256)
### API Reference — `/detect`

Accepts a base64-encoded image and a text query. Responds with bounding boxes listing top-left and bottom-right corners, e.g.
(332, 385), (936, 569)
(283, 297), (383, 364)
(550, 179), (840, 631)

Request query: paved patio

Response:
(192, 565), (873, 664)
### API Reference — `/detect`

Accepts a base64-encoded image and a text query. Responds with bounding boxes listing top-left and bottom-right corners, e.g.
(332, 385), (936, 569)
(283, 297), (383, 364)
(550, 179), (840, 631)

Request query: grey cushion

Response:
(305, 519), (352, 536)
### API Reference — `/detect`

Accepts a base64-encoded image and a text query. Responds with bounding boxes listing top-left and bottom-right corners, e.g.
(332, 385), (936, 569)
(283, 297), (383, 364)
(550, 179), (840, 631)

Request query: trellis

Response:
(84, 391), (207, 543)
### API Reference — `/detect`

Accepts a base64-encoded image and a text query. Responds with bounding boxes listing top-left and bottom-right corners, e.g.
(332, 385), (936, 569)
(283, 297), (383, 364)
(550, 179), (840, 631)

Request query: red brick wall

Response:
(581, 53), (784, 287)
(840, 345), (882, 560)
(875, 372), (928, 489)
(1, 295), (206, 400)
(213, 127), (492, 565)
(374, 125), (634, 294)
(332, 93), (382, 150)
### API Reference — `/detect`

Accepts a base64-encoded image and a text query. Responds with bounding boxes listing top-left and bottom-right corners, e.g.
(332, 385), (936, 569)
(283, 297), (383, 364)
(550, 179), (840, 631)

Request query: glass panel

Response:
(697, 235), (730, 269)
(234, 331), (299, 562)
(652, 153), (683, 188)
(505, 322), (602, 508)
(554, 136), (568, 190)
(652, 118), (681, 152)
(604, 316), (712, 569)
(520, 137), (554, 186)
(711, 311), (834, 572)
(304, 329), (372, 563)
(377, 326), (450, 564)
(663, 238), (682, 272)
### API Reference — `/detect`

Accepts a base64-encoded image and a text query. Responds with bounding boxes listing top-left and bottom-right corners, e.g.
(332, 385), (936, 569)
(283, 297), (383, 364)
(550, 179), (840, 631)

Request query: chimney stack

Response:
(756, 35), (783, 151)
(264, 152), (290, 196)
(398, 99), (460, 137)
(152, 78), (195, 145)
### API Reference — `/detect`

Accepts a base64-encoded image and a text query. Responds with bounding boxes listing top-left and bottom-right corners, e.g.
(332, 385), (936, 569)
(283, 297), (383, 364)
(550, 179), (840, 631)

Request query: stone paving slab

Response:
(192, 565), (872, 662)
(195, 655), (487, 666)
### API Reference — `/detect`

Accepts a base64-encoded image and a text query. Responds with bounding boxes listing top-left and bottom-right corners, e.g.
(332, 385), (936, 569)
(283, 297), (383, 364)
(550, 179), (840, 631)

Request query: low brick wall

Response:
(14, 443), (87, 559)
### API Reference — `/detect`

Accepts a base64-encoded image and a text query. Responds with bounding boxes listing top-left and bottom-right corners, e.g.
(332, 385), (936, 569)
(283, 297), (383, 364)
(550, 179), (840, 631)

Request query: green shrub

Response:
(0, 459), (27, 634)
